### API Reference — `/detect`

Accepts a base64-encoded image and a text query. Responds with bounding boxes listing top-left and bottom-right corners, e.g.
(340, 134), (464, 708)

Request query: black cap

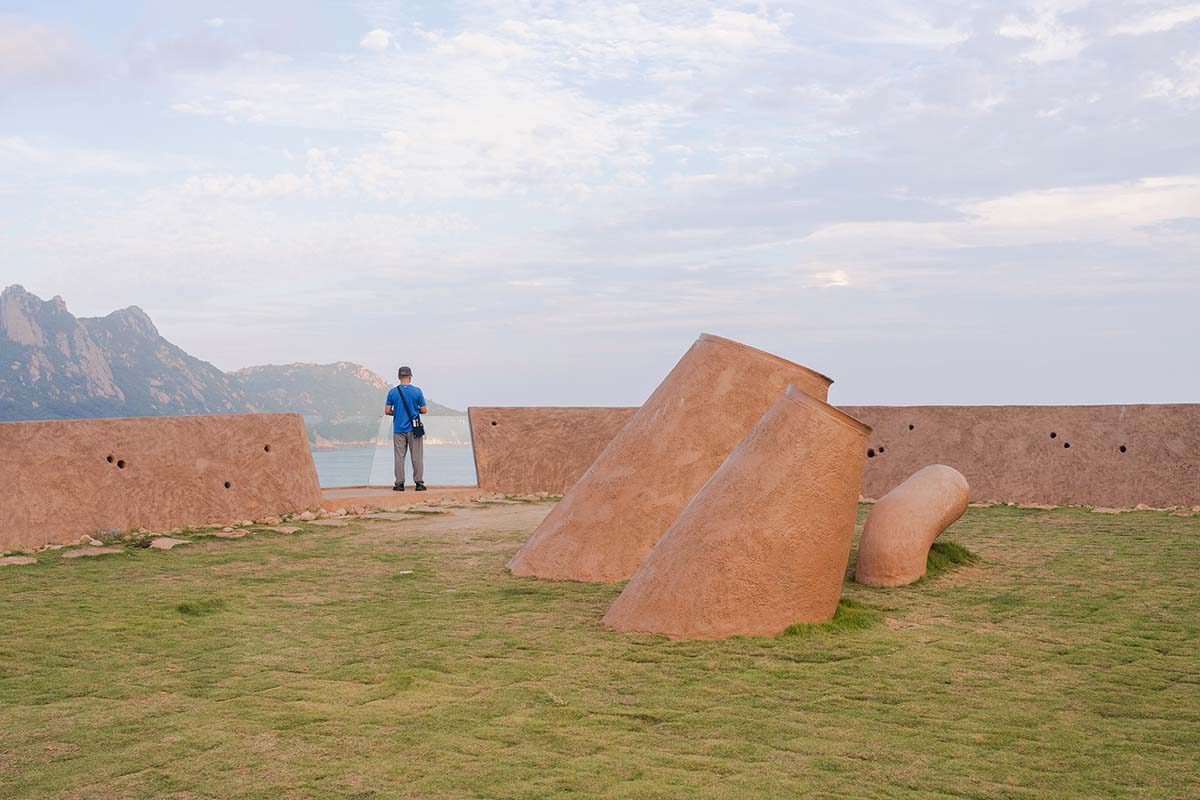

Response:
(398, 366), (413, 377)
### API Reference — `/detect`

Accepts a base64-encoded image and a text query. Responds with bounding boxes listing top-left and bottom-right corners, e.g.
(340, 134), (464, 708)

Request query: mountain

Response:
(0, 285), (462, 442)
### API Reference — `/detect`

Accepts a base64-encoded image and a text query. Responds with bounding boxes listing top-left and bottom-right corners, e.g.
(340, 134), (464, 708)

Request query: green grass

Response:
(922, 539), (980, 581)
(781, 597), (883, 637)
(174, 597), (227, 617)
(1, 504), (1198, 799)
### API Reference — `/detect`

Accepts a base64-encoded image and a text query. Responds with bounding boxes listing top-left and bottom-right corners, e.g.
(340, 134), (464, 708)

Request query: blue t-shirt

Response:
(386, 384), (427, 433)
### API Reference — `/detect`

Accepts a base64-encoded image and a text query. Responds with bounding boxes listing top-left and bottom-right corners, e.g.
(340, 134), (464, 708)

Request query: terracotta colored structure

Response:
(603, 387), (871, 639)
(473, 404), (1200, 508)
(0, 414), (322, 551)
(845, 405), (1200, 508)
(508, 334), (834, 582)
(855, 465), (970, 587)
(469, 407), (636, 495)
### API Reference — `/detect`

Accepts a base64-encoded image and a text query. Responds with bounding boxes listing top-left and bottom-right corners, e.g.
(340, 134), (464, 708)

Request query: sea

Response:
(310, 443), (477, 488)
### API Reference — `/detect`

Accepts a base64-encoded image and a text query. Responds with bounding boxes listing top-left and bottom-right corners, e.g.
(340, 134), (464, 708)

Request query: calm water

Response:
(311, 443), (477, 487)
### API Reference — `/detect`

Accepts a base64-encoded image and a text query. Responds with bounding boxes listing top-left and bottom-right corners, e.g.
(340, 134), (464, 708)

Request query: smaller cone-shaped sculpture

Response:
(855, 465), (969, 587)
(603, 386), (871, 640)
(509, 334), (833, 583)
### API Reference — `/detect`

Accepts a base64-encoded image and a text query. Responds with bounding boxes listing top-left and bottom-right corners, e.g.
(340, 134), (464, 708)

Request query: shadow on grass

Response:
(175, 597), (227, 616)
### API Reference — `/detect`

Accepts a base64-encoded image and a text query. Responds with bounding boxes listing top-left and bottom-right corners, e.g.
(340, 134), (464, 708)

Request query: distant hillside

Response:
(0, 285), (462, 443)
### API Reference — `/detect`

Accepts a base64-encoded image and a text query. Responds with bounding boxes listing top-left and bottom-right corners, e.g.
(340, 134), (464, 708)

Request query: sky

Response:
(1, 0), (1197, 410)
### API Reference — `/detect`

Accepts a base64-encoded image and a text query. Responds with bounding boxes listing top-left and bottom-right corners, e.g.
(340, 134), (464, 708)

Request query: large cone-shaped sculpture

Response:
(508, 334), (833, 582)
(603, 386), (871, 639)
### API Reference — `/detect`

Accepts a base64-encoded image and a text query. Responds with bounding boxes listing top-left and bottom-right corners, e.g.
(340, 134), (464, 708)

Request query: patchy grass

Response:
(174, 597), (227, 616)
(1, 503), (1198, 799)
(922, 539), (980, 581)
(781, 597), (883, 638)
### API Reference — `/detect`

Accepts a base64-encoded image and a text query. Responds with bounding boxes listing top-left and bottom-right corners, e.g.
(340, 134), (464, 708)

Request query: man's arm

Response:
(385, 405), (394, 417)
(417, 389), (428, 414)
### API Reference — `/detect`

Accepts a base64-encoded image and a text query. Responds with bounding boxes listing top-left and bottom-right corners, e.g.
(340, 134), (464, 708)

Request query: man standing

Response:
(385, 366), (429, 491)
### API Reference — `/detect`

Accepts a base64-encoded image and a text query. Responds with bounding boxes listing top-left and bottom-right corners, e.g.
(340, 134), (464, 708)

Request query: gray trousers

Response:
(393, 431), (424, 485)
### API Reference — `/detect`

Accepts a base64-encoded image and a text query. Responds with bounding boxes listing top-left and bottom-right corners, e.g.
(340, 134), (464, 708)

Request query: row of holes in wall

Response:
(866, 428), (1130, 457)
(104, 444), (274, 481)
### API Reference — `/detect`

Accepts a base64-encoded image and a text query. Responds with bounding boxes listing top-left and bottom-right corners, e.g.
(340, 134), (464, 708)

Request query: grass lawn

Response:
(1, 502), (1198, 799)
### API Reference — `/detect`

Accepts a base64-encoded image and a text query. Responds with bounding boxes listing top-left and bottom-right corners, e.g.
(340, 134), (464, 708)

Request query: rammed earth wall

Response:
(0, 413), (322, 551)
(470, 404), (1200, 508)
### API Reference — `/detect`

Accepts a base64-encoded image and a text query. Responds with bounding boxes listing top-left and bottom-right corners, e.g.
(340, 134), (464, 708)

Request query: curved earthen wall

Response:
(508, 334), (834, 582)
(604, 387), (870, 639)
(472, 404), (1200, 508)
(0, 413), (322, 551)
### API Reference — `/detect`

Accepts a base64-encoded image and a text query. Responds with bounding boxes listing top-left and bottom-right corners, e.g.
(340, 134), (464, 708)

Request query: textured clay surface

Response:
(508, 334), (834, 583)
(846, 405), (1200, 508)
(473, 404), (1200, 508)
(0, 413), (322, 551)
(469, 407), (636, 495)
(855, 465), (970, 587)
(603, 386), (871, 639)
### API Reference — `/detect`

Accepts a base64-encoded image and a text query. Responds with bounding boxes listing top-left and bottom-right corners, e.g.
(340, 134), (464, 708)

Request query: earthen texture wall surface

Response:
(509, 334), (834, 582)
(0, 413), (322, 551)
(846, 405), (1200, 508)
(472, 404), (1200, 508)
(469, 406), (636, 495)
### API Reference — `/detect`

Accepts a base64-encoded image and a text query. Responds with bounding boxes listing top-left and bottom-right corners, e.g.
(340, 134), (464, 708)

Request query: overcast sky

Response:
(2, 1), (1197, 409)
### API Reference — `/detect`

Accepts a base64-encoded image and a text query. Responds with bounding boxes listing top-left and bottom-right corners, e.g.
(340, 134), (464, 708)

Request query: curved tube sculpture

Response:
(508, 334), (833, 582)
(603, 386), (871, 639)
(855, 464), (970, 587)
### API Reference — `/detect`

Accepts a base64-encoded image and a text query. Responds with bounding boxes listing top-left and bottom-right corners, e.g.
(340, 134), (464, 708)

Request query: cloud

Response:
(1145, 52), (1200, 100)
(205, 18), (225, 28)
(359, 28), (391, 51)
(1111, 4), (1200, 36)
(0, 15), (88, 85)
(0, 136), (149, 176)
(998, 9), (1087, 62)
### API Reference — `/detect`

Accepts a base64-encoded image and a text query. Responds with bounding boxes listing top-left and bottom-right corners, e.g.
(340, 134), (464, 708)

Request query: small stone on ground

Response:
(264, 526), (301, 534)
(215, 529), (248, 539)
(310, 519), (349, 527)
(149, 537), (190, 550)
(0, 556), (37, 566)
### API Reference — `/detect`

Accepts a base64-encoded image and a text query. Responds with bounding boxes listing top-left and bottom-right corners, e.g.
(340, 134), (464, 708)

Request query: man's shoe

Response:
(415, 482), (427, 492)
(393, 484), (405, 492)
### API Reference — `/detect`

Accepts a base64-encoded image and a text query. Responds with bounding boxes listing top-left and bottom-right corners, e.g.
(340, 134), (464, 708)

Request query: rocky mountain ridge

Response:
(0, 285), (461, 442)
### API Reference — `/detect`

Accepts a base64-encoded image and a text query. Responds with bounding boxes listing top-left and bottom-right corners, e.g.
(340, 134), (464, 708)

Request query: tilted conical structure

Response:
(508, 334), (833, 582)
(603, 386), (871, 639)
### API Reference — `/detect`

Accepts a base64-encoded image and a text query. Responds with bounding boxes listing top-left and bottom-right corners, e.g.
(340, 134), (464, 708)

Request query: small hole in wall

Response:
(878, 446), (885, 454)
(1050, 432), (1057, 439)
(116, 460), (126, 469)
(224, 481), (232, 489)
(867, 448), (876, 458)
(263, 444), (271, 453)
(1119, 445), (1127, 453)
(106, 455), (114, 463)
(908, 424), (914, 431)
(491, 421), (497, 426)
(1063, 442), (1071, 449)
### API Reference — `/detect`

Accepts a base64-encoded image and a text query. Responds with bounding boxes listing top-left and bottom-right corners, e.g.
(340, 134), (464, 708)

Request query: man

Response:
(385, 366), (429, 491)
